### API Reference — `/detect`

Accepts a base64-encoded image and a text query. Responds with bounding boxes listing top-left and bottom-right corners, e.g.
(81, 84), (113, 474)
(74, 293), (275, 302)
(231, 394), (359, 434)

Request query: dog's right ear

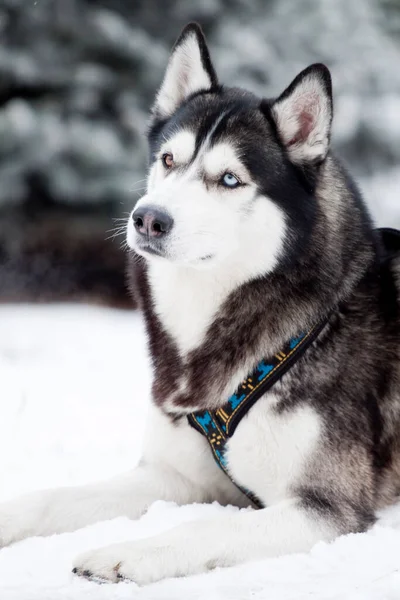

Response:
(152, 23), (218, 119)
(271, 64), (333, 165)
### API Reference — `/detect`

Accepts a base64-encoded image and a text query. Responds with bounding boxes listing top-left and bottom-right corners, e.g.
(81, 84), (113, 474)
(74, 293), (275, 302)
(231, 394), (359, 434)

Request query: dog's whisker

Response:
(129, 178), (147, 186)
(129, 186), (147, 193)
(106, 226), (128, 235)
(105, 226), (128, 241)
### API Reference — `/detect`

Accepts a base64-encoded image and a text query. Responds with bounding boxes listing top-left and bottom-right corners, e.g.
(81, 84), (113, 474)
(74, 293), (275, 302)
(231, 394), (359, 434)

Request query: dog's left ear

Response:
(271, 64), (333, 164)
(152, 23), (218, 119)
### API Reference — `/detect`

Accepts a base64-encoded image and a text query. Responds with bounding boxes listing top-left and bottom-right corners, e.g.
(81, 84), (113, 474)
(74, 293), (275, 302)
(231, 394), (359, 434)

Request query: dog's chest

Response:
(223, 398), (321, 505)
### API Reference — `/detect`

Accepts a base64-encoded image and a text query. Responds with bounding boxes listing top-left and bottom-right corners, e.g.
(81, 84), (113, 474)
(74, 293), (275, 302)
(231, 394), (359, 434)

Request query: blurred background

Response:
(0, 0), (399, 306)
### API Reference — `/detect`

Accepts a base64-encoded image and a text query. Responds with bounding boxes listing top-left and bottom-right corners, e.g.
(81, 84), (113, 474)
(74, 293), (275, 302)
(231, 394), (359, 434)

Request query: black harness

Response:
(187, 227), (400, 508)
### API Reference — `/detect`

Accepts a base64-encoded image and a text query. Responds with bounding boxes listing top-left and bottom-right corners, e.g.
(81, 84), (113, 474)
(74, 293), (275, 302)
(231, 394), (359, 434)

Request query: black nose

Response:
(132, 206), (174, 238)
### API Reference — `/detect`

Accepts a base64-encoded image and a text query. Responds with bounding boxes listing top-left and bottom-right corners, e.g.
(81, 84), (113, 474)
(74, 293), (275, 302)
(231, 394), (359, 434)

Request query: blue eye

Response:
(221, 173), (240, 188)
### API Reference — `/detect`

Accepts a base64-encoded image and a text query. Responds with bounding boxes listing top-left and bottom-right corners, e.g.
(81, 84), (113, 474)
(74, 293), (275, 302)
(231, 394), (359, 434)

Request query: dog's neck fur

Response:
(148, 260), (247, 355)
(130, 158), (377, 414)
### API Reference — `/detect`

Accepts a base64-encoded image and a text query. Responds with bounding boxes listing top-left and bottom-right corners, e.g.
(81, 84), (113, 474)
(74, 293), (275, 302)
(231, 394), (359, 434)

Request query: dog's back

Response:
(379, 236), (400, 503)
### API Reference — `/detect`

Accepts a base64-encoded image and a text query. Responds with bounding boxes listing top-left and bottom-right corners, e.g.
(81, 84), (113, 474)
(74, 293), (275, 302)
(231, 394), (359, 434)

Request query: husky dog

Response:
(1, 23), (399, 586)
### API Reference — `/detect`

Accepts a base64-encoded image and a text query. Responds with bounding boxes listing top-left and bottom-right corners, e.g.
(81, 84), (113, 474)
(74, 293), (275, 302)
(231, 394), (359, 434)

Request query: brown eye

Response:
(162, 152), (174, 169)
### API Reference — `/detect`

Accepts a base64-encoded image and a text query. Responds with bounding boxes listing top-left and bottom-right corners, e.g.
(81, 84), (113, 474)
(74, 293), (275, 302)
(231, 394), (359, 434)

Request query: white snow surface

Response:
(1, 304), (400, 600)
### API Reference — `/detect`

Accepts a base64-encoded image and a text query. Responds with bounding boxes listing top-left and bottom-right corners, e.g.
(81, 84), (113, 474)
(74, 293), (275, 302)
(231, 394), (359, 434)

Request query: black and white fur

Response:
(1, 24), (399, 586)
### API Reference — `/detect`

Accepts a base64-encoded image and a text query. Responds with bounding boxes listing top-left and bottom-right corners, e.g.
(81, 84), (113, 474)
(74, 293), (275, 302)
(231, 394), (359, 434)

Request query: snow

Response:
(1, 304), (400, 599)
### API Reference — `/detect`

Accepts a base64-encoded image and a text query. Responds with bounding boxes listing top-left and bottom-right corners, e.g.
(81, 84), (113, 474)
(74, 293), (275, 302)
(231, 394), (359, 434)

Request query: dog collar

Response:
(187, 318), (329, 508)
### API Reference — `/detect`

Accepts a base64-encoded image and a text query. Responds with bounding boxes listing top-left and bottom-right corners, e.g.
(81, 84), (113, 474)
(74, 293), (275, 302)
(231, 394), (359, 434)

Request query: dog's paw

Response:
(0, 488), (70, 547)
(0, 490), (64, 547)
(73, 542), (160, 585)
(0, 500), (32, 547)
(72, 520), (230, 585)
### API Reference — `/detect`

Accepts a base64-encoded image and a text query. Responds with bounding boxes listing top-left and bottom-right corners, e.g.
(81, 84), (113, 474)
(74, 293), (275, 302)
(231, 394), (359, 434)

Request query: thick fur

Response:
(1, 23), (399, 586)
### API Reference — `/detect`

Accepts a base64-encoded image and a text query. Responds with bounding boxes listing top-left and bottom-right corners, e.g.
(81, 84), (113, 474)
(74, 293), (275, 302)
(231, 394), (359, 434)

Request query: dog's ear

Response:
(152, 23), (218, 119)
(271, 64), (333, 164)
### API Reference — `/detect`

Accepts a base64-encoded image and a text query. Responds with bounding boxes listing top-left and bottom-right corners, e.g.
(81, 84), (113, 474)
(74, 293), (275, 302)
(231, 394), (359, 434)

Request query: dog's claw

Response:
(72, 564), (123, 584)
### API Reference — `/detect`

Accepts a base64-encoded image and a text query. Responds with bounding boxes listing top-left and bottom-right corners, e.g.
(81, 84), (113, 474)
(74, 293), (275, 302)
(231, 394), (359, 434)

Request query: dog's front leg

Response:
(73, 497), (337, 585)
(0, 462), (206, 547)
(0, 406), (231, 547)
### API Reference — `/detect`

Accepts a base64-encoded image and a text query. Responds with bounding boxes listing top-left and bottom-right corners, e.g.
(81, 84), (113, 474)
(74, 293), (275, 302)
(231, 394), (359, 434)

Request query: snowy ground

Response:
(1, 304), (400, 600)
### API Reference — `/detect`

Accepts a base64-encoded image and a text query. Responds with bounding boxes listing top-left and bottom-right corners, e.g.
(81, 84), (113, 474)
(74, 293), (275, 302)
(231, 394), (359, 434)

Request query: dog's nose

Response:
(132, 206), (174, 238)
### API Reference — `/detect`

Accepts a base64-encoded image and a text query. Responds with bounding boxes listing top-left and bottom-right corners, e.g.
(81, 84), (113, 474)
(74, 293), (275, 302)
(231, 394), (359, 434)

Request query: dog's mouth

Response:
(134, 238), (215, 265)
(136, 242), (166, 258)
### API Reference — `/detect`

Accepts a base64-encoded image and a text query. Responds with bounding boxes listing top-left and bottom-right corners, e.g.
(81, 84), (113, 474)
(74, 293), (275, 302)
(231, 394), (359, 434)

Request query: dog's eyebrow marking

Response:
(203, 143), (246, 179)
(190, 110), (231, 161)
(162, 130), (196, 164)
(200, 111), (230, 151)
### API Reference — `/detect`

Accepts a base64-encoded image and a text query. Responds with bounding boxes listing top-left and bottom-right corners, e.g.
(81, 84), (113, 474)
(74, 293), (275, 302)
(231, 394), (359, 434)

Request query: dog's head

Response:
(127, 23), (333, 276)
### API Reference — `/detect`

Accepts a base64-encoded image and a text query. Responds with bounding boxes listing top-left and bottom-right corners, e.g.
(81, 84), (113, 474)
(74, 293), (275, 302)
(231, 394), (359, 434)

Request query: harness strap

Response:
(187, 318), (329, 508)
